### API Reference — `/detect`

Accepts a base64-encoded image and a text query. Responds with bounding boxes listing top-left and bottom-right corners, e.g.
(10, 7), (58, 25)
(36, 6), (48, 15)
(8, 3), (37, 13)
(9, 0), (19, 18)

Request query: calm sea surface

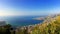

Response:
(0, 16), (46, 27)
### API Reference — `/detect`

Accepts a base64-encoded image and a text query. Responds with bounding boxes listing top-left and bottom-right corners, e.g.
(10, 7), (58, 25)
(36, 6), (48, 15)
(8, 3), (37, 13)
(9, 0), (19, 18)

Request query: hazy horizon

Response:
(0, 0), (60, 16)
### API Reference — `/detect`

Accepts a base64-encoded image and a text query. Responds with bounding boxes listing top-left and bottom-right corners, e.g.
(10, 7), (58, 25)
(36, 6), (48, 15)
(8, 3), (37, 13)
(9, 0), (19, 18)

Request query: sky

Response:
(0, 0), (60, 16)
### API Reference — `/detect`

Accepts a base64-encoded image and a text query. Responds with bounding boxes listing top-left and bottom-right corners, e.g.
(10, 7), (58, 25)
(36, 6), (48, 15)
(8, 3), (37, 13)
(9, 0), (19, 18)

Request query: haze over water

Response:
(0, 0), (60, 27)
(0, 15), (47, 27)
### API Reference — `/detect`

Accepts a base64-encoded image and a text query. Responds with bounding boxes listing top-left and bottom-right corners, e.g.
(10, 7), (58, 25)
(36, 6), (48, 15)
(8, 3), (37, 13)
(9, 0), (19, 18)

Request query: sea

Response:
(0, 15), (46, 27)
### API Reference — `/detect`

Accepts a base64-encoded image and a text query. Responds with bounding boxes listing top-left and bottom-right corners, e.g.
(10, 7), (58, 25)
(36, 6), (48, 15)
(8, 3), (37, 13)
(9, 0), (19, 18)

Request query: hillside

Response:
(15, 15), (60, 34)
(0, 15), (60, 34)
(30, 15), (60, 34)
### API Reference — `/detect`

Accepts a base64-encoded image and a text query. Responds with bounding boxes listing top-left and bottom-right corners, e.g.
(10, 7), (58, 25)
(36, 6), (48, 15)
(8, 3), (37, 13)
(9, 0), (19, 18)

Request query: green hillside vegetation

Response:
(0, 15), (60, 34)
(16, 15), (60, 34)
(29, 15), (60, 34)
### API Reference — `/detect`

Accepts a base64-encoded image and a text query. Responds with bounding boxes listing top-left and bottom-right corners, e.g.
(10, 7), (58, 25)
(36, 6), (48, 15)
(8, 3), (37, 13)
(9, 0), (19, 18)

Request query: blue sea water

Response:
(0, 16), (46, 27)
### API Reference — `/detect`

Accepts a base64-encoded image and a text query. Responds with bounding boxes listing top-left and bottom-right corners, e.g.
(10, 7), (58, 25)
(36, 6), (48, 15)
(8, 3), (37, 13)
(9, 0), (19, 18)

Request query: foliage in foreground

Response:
(16, 15), (60, 34)
(30, 16), (60, 34)
(1, 15), (60, 34)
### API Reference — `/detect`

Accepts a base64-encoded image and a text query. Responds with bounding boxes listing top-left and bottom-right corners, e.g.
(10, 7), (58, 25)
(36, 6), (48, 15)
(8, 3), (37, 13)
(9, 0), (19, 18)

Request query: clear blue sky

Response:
(0, 0), (60, 16)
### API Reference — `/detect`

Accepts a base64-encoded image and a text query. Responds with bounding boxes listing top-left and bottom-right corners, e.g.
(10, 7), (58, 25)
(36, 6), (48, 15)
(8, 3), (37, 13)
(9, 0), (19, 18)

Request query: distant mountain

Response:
(33, 17), (46, 20)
